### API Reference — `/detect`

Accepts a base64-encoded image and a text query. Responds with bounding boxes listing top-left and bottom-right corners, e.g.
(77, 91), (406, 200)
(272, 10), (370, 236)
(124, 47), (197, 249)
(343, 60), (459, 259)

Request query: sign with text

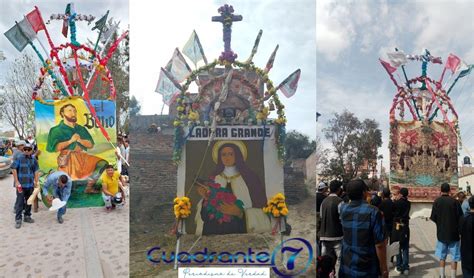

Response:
(185, 126), (275, 141)
(178, 267), (270, 278)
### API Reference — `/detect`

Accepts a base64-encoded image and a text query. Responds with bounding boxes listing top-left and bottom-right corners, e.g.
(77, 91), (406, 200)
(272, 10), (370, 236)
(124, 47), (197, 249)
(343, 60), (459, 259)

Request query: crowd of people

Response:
(7, 134), (129, 229)
(316, 179), (473, 278)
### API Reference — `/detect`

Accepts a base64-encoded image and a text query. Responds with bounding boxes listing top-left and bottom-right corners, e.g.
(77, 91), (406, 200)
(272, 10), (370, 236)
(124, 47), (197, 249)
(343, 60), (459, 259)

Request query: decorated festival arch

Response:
(155, 5), (302, 265)
(380, 49), (473, 201)
(5, 4), (128, 207)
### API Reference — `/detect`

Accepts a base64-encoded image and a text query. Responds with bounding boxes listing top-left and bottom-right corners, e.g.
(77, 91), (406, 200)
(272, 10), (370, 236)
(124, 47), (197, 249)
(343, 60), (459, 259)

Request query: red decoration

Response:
(432, 132), (450, 149)
(400, 129), (419, 146)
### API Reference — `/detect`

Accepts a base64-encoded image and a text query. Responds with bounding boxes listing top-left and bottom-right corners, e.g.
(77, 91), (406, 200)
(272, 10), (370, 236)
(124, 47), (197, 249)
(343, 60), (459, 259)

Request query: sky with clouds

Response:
(0, 0), (128, 72)
(130, 0), (316, 138)
(0, 0), (128, 130)
(316, 0), (474, 170)
(1, 0), (472, 172)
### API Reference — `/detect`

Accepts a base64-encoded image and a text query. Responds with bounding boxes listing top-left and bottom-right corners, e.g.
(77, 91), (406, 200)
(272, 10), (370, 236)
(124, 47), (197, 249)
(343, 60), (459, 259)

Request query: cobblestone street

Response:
(0, 175), (129, 278)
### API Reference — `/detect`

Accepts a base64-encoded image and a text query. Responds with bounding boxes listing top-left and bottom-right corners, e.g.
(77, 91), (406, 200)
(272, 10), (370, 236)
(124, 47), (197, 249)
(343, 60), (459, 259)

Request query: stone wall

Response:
(284, 166), (308, 205)
(129, 115), (176, 233)
(305, 150), (317, 182)
(291, 158), (307, 177)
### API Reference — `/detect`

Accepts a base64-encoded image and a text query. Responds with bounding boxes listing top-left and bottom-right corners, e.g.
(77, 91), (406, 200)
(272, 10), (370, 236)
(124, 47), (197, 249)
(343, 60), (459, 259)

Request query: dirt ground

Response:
(129, 190), (317, 277)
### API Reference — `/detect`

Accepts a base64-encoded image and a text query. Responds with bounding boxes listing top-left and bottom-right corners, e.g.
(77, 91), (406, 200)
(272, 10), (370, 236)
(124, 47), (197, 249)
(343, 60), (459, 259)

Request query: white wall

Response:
(459, 174), (474, 192)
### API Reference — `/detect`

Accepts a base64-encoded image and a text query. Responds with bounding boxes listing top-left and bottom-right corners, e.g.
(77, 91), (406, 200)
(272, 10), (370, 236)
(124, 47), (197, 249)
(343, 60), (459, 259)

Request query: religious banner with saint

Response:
(177, 126), (283, 235)
(35, 97), (117, 207)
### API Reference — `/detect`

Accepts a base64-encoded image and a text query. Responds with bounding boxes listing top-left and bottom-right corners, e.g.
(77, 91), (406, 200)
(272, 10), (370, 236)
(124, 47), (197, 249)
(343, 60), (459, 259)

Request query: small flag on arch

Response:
(100, 21), (119, 44)
(379, 58), (397, 74)
(26, 8), (46, 33)
(92, 10), (109, 32)
(387, 51), (407, 68)
(165, 48), (192, 83)
(4, 22), (30, 52)
(445, 54), (461, 74)
(458, 64), (474, 79)
(265, 44), (279, 73)
(276, 69), (301, 98)
(155, 68), (182, 105)
(182, 30), (207, 65)
(18, 17), (37, 42)
(246, 29), (262, 63)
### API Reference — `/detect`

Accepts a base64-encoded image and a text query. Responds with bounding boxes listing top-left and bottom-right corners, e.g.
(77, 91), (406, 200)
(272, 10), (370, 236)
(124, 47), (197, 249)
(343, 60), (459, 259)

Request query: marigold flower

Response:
(275, 193), (285, 200)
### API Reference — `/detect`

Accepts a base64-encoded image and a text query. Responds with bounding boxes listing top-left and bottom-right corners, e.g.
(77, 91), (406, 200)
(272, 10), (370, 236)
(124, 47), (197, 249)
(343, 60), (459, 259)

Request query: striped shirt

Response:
(11, 153), (39, 188)
(339, 200), (385, 277)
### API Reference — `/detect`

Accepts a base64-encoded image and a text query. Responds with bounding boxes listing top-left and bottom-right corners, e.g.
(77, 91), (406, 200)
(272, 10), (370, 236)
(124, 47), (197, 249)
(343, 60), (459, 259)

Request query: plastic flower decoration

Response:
(188, 110), (200, 122)
(256, 106), (270, 121)
(263, 192), (288, 218)
(173, 196), (191, 219)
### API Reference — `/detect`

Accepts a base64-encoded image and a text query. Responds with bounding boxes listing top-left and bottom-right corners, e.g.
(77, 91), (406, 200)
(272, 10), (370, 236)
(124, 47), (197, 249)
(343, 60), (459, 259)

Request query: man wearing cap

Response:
(317, 181), (329, 211)
(316, 181), (328, 256)
(11, 143), (39, 229)
(12, 140), (26, 162)
(101, 165), (126, 211)
(42, 171), (72, 224)
(29, 135), (42, 160)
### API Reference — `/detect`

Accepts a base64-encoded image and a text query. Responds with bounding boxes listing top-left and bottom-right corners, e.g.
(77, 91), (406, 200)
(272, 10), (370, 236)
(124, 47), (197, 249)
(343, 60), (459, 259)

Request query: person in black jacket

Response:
(379, 188), (394, 242)
(393, 187), (411, 275)
(316, 181), (328, 256)
(431, 183), (463, 278)
(459, 196), (473, 278)
(320, 180), (343, 273)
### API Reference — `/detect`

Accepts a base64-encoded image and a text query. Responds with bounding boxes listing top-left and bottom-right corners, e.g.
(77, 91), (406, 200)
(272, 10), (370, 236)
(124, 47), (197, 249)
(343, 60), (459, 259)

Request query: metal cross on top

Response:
(212, 4), (242, 63)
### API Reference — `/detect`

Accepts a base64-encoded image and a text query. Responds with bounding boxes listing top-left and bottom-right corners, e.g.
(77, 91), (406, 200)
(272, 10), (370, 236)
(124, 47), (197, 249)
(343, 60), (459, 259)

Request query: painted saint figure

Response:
(46, 103), (107, 193)
(195, 141), (270, 235)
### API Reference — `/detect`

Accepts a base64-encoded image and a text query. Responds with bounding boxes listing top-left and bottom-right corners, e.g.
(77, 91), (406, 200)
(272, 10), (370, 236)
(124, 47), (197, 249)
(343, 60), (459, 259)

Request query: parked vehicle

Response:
(0, 156), (12, 178)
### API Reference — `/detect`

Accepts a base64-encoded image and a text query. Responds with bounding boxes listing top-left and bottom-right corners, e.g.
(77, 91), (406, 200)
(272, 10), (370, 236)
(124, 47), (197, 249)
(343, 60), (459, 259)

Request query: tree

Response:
(322, 110), (382, 182)
(129, 95), (141, 116)
(284, 130), (316, 163)
(0, 53), (53, 139)
(312, 136), (329, 182)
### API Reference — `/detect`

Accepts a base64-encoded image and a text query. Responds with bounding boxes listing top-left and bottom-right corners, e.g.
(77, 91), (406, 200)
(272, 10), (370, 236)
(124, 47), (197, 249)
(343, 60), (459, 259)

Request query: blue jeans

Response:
(57, 205), (66, 218)
(56, 189), (67, 218)
(397, 239), (409, 271)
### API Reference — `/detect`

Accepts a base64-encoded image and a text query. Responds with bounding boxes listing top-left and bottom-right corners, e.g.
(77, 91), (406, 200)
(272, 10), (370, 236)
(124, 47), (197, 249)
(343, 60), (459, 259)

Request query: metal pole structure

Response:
(380, 157), (383, 182)
(160, 102), (165, 116)
(315, 112), (319, 270)
(280, 218), (287, 269)
(173, 219), (183, 270)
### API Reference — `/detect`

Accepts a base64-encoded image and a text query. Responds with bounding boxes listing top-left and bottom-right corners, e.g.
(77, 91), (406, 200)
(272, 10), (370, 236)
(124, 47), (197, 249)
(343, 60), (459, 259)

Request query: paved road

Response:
(0, 174), (129, 278)
(387, 209), (464, 277)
